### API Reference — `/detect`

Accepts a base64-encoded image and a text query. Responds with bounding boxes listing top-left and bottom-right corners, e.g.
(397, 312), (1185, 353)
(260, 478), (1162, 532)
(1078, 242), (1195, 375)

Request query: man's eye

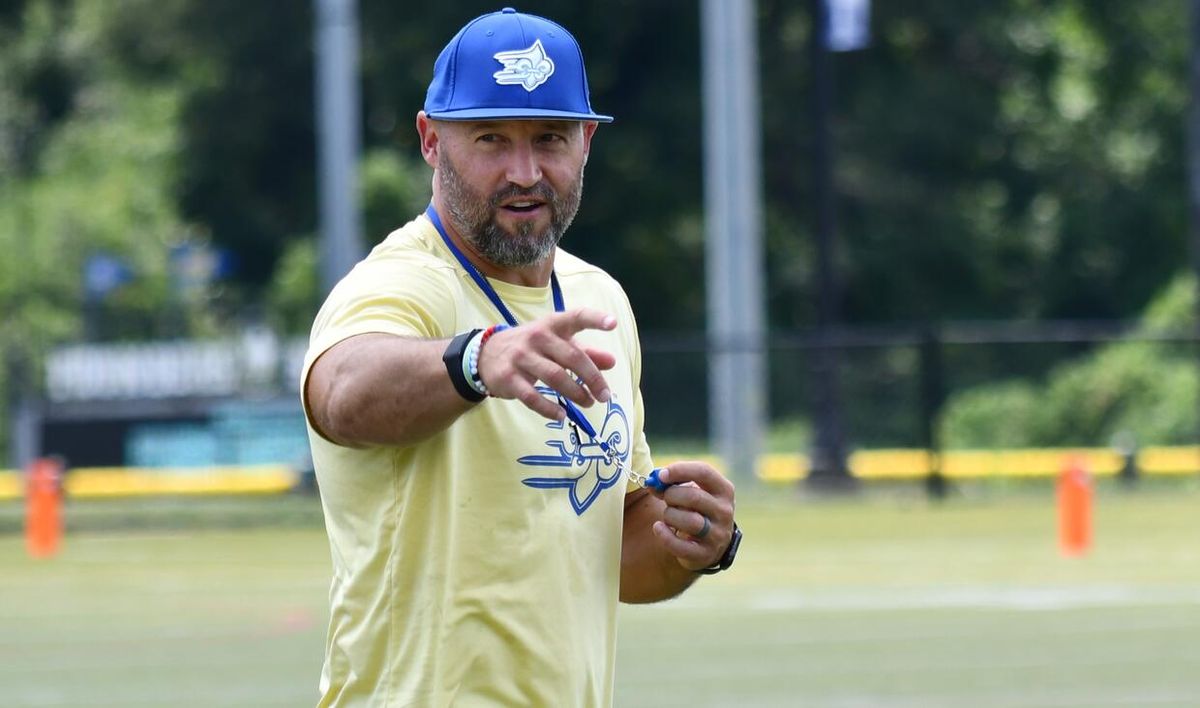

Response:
(477, 134), (502, 143)
(539, 134), (566, 144)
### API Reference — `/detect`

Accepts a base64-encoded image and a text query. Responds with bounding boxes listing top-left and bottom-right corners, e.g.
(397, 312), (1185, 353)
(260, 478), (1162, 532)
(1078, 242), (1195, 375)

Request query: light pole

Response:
(806, 0), (853, 491)
(314, 0), (363, 295)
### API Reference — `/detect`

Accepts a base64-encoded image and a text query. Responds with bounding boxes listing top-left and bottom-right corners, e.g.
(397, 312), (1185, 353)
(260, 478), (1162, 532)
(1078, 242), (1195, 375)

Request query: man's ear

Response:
(416, 111), (439, 169)
(581, 121), (599, 166)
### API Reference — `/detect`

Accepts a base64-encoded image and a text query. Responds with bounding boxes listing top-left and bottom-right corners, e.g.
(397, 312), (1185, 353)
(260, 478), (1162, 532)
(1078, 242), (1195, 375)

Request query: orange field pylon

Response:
(1057, 456), (1092, 557)
(25, 457), (64, 559)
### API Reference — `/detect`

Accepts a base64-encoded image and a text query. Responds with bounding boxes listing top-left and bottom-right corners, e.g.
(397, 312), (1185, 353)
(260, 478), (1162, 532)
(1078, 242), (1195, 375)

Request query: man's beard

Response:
(438, 151), (584, 269)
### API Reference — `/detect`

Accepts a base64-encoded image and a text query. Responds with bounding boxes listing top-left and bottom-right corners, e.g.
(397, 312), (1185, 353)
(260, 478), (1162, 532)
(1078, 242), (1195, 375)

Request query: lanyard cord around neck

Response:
(425, 204), (564, 325)
(424, 205), (670, 492)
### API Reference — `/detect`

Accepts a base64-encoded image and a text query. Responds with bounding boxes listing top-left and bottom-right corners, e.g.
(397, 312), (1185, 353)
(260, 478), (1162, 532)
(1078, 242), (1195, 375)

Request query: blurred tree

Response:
(266, 236), (319, 337)
(4, 0), (1180, 330)
(359, 148), (431, 249)
(0, 0), (198, 460)
(169, 1), (315, 295)
(775, 0), (1188, 324)
(0, 0), (1196, 454)
(942, 275), (1198, 448)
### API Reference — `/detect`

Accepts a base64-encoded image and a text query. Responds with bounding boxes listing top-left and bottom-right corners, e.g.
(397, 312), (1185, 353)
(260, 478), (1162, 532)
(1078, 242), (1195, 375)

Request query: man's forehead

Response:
(444, 119), (583, 133)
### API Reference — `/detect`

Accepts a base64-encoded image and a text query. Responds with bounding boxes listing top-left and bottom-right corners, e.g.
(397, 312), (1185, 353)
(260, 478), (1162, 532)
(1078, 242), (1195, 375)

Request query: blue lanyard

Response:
(425, 205), (670, 492)
(425, 204), (564, 325)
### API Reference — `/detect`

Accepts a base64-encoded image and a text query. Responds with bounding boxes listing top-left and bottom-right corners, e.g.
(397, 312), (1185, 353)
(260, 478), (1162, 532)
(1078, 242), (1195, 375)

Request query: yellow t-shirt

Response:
(302, 214), (653, 707)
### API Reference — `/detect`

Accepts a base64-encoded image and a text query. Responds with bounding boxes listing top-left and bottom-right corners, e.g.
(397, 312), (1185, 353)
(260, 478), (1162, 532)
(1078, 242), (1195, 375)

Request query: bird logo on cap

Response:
(492, 39), (555, 91)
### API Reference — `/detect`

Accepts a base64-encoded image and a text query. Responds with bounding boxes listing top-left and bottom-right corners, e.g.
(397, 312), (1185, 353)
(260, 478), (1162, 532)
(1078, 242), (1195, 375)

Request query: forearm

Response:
(308, 310), (621, 448)
(619, 489), (700, 603)
(306, 333), (474, 447)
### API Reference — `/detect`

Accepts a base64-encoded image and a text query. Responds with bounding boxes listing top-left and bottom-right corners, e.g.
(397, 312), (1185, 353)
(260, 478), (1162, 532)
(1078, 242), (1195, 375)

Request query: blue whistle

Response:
(560, 397), (673, 493)
(645, 467), (672, 493)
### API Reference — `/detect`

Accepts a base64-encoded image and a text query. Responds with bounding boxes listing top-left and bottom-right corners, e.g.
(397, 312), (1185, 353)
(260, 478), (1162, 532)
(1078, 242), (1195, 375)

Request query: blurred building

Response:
(32, 330), (309, 469)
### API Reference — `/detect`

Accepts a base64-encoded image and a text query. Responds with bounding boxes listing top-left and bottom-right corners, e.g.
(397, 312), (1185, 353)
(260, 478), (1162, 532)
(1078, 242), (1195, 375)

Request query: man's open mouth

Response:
(502, 201), (544, 213)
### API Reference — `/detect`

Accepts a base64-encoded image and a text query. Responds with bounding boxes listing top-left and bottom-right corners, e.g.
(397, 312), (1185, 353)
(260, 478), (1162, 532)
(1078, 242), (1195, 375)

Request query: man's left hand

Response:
(648, 461), (736, 571)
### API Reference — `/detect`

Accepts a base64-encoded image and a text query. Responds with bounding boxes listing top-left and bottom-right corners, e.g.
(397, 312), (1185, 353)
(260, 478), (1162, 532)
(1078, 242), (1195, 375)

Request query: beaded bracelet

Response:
(462, 331), (487, 396)
(480, 323), (512, 347)
(467, 324), (512, 397)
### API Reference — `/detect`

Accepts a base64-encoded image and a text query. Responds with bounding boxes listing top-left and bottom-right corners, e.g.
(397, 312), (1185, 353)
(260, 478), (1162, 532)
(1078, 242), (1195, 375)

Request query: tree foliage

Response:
(1, 2), (184, 357)
(5, 0), (1186, 328)
(0, 0), (1195, 456)
(942, 275), (1198, 448)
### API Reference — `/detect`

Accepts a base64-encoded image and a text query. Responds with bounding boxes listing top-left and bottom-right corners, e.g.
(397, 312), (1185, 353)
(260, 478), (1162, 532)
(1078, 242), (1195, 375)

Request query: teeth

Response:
(510, 201), (536, 208)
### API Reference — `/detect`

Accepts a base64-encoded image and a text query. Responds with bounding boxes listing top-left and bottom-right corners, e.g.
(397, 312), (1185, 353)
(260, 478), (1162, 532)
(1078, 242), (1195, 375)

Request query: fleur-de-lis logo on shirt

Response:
(492, 39), (555, 91)
(518, 387), (630, 515)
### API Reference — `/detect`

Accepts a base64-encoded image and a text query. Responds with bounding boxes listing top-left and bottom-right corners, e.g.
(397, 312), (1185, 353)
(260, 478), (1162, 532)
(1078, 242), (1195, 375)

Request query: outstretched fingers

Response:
(547, 308), (618, 339)
(546, 309), (617, 404)
(475, 308), (618, 420)
(581, 346), (617, 371)
(515, 382), (566, 421)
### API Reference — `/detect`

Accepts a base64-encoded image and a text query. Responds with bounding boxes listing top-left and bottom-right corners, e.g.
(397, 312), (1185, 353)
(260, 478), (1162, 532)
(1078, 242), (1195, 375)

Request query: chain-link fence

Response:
(640, 321), (1200, 468)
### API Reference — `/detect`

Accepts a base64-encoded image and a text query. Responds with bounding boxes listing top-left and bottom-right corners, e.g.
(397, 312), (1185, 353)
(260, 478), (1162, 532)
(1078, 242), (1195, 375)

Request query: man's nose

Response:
(504, 144), (543, 188)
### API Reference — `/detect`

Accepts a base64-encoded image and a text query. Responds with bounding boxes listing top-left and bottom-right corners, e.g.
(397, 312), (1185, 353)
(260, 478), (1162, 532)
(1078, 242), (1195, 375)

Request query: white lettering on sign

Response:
(45, 335), (308, 402)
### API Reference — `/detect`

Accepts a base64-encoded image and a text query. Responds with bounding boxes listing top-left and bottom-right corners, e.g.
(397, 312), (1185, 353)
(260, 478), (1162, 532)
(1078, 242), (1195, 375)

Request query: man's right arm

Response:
(306, 333), (472, 448)
(305, 309), (620, 449)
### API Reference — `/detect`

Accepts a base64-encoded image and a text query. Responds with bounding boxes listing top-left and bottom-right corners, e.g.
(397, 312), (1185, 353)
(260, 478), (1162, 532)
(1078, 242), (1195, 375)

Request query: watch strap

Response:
(442, 329), (486, 403)
(695, 522), (741, 575)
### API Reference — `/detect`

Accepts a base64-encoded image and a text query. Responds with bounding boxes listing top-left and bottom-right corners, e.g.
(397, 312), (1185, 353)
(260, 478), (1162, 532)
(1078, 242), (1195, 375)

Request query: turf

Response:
(2, 484), (1198, 707)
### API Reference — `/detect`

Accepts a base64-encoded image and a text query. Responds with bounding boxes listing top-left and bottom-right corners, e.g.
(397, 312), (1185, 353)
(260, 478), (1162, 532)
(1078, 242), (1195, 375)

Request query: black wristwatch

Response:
(442, 329), (486, 402)
(695, 522), (742, 575)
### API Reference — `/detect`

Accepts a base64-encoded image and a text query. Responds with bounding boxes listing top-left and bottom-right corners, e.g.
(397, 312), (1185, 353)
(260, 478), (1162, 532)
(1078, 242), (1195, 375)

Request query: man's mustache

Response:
(490, 182), (557, 206)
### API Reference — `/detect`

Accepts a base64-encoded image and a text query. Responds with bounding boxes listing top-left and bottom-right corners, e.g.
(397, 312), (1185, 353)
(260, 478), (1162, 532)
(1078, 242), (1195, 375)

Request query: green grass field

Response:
(2, 483), (1199, 707)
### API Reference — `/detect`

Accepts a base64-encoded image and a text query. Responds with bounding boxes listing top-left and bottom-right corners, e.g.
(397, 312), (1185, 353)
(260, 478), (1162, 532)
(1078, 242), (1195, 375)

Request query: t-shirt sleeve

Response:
(300, 254), (459, 419)
(626, 385), (654, 494)
(617, 286), (654, 493)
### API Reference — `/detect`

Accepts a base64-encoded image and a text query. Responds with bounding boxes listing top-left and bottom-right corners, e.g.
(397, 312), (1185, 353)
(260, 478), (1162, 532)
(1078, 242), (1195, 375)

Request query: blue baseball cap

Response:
(424, 7), (613, 123)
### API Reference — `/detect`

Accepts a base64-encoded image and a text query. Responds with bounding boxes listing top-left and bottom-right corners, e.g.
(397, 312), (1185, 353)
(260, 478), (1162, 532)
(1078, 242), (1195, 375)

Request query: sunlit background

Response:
(2, 1), (1199, 706)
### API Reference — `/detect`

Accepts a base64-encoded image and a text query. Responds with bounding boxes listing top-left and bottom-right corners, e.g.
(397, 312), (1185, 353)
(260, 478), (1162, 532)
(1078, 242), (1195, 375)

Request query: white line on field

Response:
(657, 585), (1200, 612)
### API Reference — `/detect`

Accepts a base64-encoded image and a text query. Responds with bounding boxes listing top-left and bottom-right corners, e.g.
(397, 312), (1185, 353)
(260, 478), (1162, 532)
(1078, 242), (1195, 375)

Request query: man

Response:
(302, 8), (741, 706)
